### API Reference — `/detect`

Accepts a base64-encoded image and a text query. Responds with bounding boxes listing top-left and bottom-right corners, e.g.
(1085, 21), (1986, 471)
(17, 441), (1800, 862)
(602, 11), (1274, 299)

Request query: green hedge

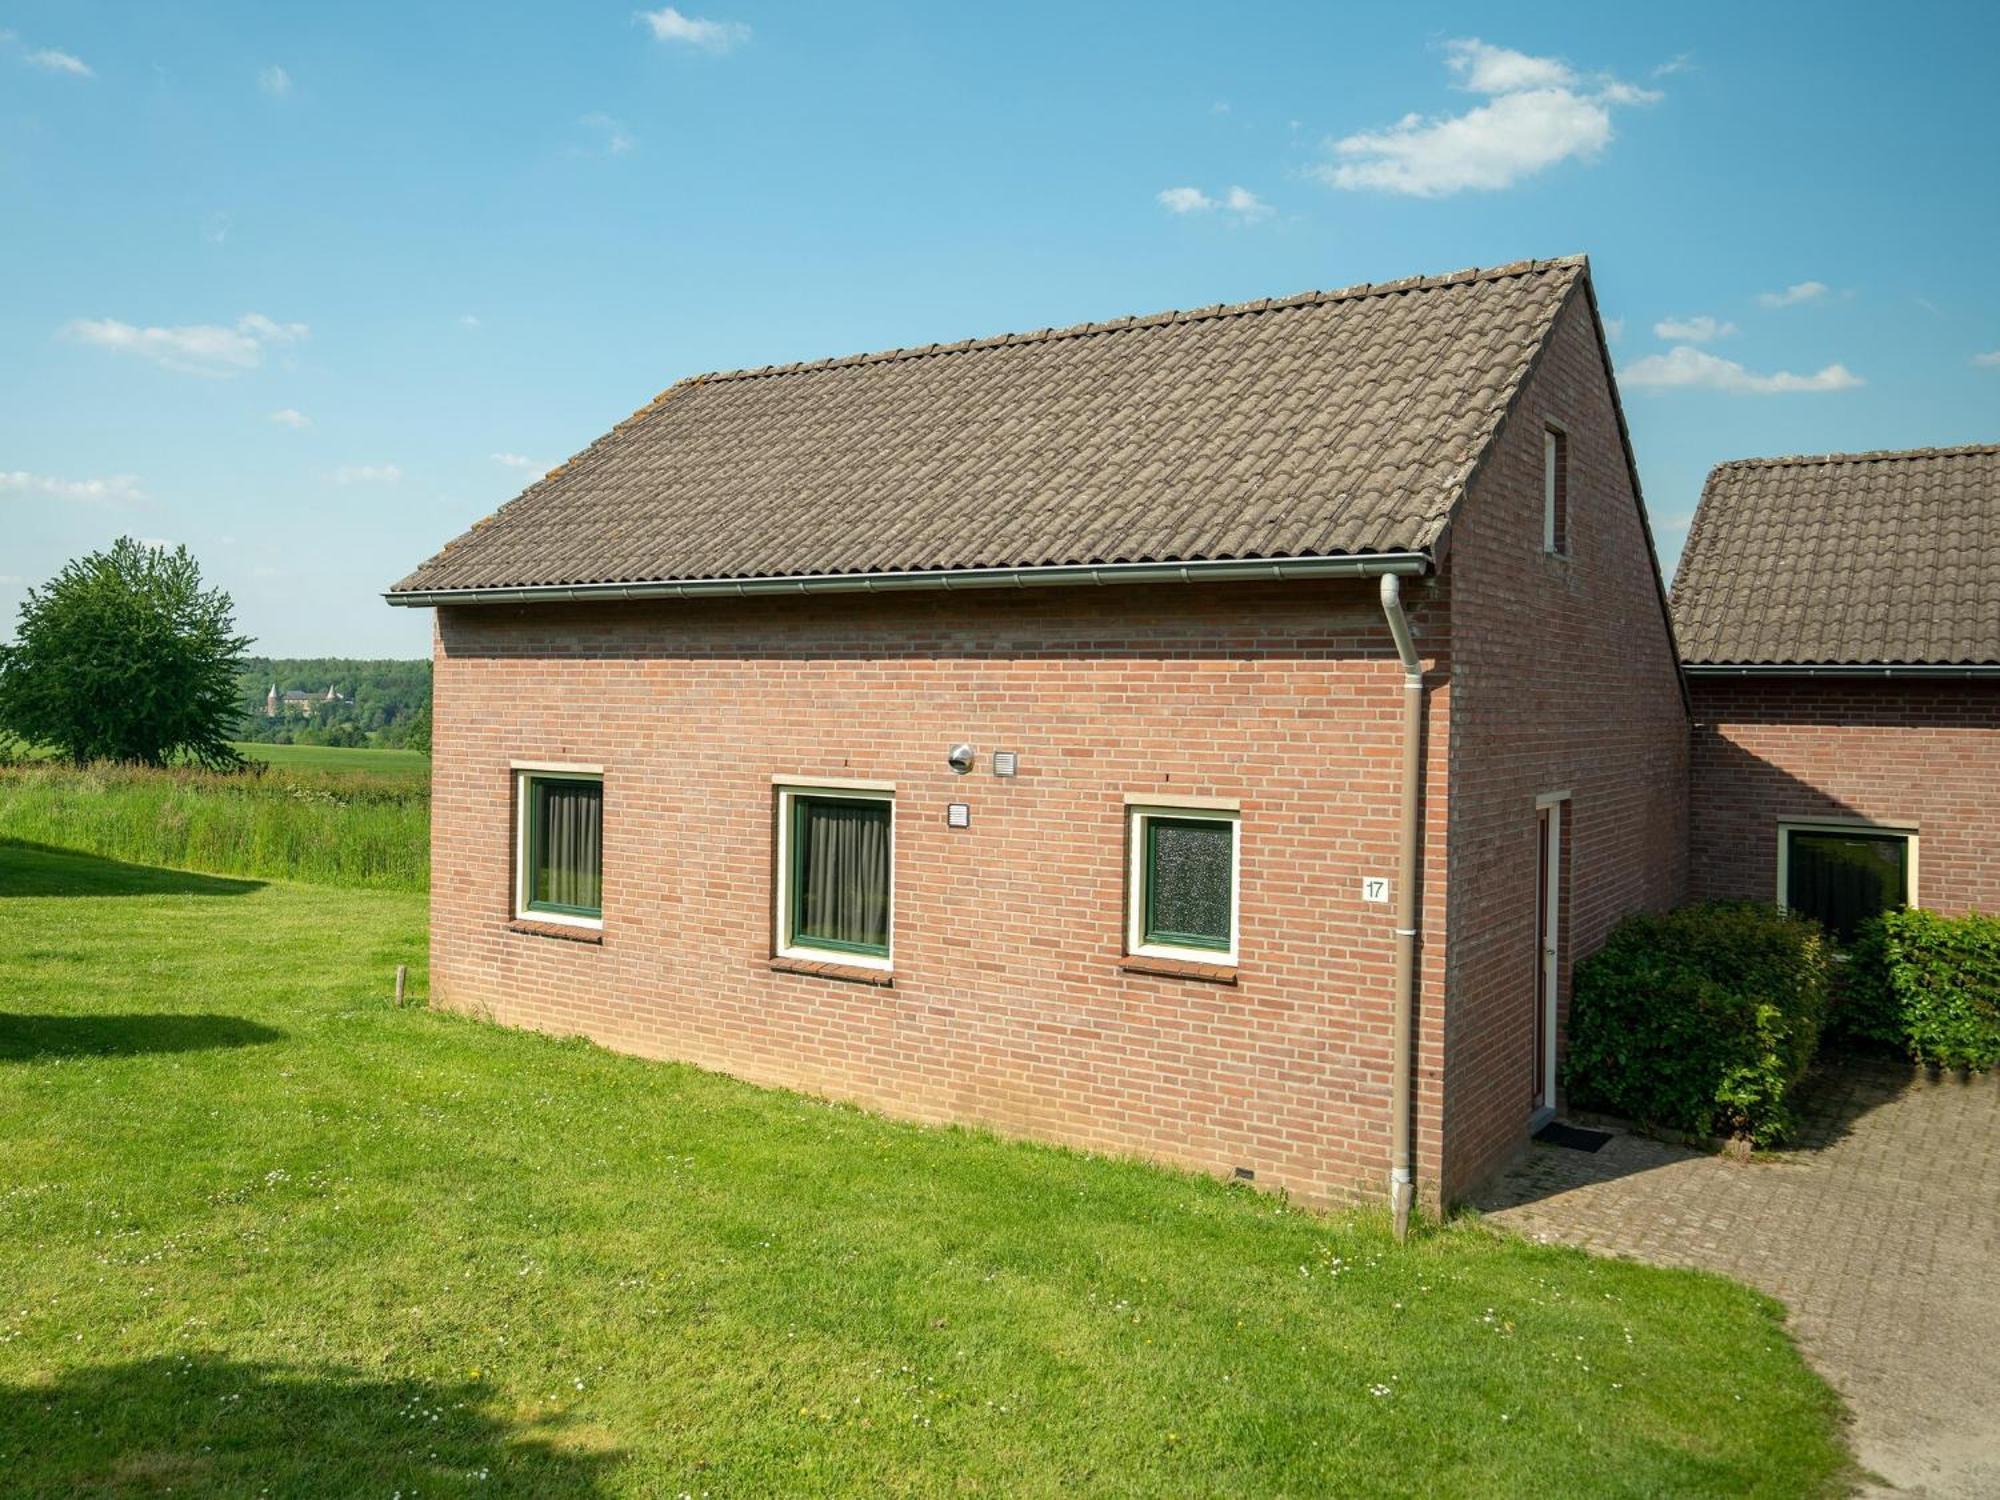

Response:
(1563, 903), (1833, 1145)
(1842, 909), (2000, 1072)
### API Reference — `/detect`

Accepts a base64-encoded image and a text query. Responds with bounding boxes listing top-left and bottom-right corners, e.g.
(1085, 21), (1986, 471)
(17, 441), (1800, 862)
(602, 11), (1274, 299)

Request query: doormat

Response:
(1534, 1121), (1613, 1153)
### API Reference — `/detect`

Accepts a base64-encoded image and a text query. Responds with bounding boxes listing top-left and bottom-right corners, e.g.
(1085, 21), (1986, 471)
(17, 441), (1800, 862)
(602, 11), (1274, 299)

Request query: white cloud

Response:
(236, 313), (309, 344)
(1223, 185), (1273, 221)
(1597, 80), (1663, 106)
(333, 463), (403, 485)
(269, 408), (312, 429)
(459, 314), (481, 330)
(1974, 350), (2000, 368)
(1157, 186), (1215, 214)
(1758, 280), (1828, 309)
(0, 470), (145, 503)
(1601, 316), (1625, 343)
(1445, 39), (1574, 93)
(61, 312), (309, 376)
(1622, 345), (1863, 394)
(492, 452), (547, 477)
(26, 48), (92, 78)
(258, 64), (291, 97)
(1315, 37), (1658, 197)
(1652, 314), (1737, 343)
(1158, 184), (1272, 221)
(1653, 53), (1695, 78)
(639, 7), (750, 53)
(579, 111), (635, 154)
(203, 211), (231, 246)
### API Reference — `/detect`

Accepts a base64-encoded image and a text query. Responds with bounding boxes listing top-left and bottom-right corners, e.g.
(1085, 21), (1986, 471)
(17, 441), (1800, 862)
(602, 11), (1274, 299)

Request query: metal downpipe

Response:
(1379, 573), (1424, 1241)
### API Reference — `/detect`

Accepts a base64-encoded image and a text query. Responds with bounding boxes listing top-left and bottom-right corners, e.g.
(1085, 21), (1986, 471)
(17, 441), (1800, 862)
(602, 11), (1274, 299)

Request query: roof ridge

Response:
(1713, 443), (2000, 471)
(679, 255), (1588, 387)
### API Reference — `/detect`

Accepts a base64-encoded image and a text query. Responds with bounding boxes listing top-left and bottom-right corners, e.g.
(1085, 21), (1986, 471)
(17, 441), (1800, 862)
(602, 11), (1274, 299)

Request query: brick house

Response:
(1672, 445), (2000, 938)
(387, 256), (1689, 1216)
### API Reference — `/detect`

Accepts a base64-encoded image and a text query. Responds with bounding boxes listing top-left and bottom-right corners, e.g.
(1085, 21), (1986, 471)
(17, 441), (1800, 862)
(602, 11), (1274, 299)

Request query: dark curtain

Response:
(1786, 831), (1904, 943)
(536, 780), (603, 912)
(797, 798), (890, 950)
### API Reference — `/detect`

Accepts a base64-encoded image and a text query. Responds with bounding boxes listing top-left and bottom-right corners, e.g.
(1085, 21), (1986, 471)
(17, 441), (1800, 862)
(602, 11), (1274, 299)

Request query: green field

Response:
(0, 837), (1849, 1497)
(0, 759), (427, 891)
(230, 740), (431, 782)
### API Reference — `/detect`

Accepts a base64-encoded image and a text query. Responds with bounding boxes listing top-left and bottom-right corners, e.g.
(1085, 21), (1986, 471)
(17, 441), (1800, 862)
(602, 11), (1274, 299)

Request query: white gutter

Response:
(383, 552), (1431, 608)
(1378, 573), (1424, 1242)
(1684, 663), (2000, 679)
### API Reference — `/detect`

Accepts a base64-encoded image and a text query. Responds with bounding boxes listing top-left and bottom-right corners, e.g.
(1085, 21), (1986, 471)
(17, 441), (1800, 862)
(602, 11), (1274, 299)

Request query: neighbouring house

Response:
(1672, 445), (2000, 940)
(387, 255), (1690, 1215)
(265, 684), (348, 718)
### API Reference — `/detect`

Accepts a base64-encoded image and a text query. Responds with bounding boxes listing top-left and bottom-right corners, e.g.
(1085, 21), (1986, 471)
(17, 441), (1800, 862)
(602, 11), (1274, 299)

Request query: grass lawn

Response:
(230, 741), (431, 783)
(0, 839), (1850, 1497)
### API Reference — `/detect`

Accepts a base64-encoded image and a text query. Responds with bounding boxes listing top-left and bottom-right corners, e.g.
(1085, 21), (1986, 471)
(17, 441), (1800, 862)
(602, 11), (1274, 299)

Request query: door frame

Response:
(1532, 790), (1570, 1126)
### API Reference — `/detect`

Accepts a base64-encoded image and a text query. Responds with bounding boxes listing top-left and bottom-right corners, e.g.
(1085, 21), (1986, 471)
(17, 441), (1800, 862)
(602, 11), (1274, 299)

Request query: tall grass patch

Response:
(0, 761), (427, 891)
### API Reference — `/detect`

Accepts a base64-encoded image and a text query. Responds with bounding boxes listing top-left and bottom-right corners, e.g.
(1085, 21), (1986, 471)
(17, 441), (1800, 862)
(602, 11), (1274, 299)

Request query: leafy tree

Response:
(401, 701), (432, 756)
(0, 538), (251, 768)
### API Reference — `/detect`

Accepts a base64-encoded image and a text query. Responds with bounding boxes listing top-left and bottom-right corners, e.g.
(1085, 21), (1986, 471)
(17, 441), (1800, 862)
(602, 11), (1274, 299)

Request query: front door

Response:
(1533, 800), (1563, 1117)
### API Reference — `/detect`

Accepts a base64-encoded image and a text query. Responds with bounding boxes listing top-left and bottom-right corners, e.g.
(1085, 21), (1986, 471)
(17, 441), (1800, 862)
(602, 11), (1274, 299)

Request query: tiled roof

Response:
(1671, 444), (2000, 665)
(390, 257), (1588, 595)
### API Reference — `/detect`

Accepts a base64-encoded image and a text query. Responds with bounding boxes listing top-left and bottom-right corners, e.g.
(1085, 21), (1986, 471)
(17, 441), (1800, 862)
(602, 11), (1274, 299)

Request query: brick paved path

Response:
(1473, 1057), (2000, 1498)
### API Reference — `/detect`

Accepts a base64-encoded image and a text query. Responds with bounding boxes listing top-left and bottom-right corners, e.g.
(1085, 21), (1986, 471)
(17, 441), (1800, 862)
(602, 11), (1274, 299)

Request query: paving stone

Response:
(1473, 1056), (2000, 1498)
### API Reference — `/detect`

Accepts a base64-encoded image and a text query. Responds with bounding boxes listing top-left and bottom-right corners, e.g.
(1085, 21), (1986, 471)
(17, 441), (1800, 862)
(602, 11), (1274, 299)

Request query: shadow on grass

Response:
(0, 840), (265, 898)
(0, 1356), (621, 1498)
(0, 1012), (284, 1063)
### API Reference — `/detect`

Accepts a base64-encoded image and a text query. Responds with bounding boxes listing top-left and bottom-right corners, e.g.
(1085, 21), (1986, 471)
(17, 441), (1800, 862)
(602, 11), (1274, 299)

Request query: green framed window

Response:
(516, 771), (604, 924)
(777, 786), (893, 965)
(1780, 822), (1913, 944)
(1127, 805), (1239, 963)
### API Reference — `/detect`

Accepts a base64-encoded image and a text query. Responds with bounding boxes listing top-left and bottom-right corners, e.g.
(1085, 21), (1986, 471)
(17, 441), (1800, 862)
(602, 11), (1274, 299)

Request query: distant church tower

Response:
(265, 683), (279, 717)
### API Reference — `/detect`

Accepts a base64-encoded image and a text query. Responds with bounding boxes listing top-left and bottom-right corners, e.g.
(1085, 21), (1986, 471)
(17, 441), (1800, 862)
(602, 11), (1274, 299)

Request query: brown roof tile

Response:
(391, 257), (1587, 595)
(1670, 444), (2000, 665)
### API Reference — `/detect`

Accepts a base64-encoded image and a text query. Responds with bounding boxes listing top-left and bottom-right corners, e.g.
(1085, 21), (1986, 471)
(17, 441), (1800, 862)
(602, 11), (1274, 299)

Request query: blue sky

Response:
(5, 2), (1997, 656)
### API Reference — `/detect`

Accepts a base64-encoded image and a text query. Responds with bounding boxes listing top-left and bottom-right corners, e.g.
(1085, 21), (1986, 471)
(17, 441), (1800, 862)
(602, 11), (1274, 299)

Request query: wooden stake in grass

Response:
(394, 964), (407, 1008)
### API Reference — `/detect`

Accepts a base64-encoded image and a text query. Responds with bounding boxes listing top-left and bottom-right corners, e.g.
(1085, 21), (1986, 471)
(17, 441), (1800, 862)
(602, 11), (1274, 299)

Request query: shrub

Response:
(1563, 903), (1833, 1145)
(1843, 909), (2000, 1072)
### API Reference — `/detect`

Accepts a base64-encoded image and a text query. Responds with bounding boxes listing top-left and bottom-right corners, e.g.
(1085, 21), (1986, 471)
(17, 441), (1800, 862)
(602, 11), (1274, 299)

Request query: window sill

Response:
(769, 955), (894, 987)
(507, 918), (604, 945)
(1119, 954), (1238, 985)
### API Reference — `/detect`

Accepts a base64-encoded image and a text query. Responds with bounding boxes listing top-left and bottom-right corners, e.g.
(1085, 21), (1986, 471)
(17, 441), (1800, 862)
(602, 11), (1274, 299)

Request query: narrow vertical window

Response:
(1543, 426), (1568, 555)
(1127, 804), (1240, 965)
(776, 786), (894, 967)
(515, 770), (604, 925)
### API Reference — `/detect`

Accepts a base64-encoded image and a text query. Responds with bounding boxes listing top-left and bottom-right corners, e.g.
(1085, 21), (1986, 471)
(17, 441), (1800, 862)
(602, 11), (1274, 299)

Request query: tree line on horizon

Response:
(237, 658), (431, 750)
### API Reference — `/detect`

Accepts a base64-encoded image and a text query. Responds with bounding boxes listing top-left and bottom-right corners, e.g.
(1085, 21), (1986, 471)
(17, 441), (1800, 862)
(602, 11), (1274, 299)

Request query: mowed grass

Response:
(0, 758), (426, 891)
(231, 741), (431, 783)
(0, 840), (1851, 1498)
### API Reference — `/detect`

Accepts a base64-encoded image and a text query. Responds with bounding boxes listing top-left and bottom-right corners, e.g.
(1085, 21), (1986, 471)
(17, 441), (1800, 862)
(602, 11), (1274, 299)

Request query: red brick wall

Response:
(1689, 677), (2000, 914)
(429, 579), (1454, 1208)
(1439, 289), (1691, 1200)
